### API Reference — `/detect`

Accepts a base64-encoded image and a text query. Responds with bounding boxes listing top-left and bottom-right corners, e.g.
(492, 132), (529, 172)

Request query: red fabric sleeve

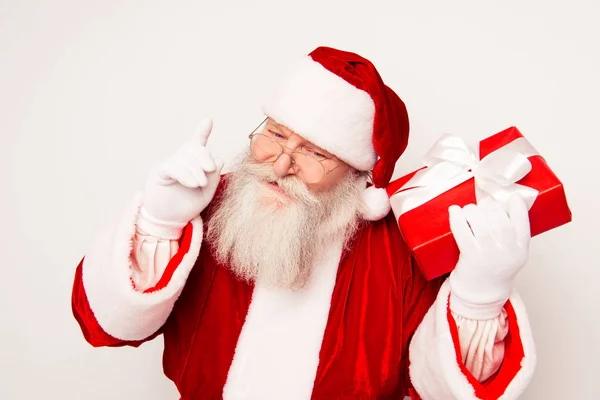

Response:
(407, 387), (423, 400)
(71, 259), (160, 347)
(401, 274), (525, 399)
(400, 256), (445, 396)
(143, 223), (194, 293)
(71, 223), (194, 347)
(446, 299), (524, 399)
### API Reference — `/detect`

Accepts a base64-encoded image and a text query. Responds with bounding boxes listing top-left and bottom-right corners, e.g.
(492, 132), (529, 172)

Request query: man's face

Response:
(262, 118), (352, 194)
(205, 121), (365, 288)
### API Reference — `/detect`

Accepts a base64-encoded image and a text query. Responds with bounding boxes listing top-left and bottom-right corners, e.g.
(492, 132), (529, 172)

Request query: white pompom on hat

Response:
(262, 46), (410, 221)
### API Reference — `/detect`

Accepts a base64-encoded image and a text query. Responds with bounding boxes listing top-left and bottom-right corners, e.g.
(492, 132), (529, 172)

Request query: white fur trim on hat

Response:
(262, 56), (377, 171)
(361, 186), (391, 221)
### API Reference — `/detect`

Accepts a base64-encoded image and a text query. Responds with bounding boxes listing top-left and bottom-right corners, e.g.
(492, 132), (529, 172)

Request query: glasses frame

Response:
(248, 117), (343, 184)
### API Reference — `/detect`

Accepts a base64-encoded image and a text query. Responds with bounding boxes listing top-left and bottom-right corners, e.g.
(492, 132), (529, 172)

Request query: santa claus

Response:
(72, 47), (535, 399)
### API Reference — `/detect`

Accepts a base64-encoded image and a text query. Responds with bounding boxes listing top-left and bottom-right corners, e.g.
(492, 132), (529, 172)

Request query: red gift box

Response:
(386, 127), (572, 281)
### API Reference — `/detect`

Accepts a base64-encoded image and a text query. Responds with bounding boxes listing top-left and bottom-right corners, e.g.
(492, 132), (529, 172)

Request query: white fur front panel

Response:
(262, 56), (376, 171)
(81, 194), (204, 341)
(223, 236), (344, 400)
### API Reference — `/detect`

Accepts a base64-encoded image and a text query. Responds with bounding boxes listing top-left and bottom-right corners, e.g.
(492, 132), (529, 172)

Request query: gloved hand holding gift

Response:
(386, 127), (572, 282)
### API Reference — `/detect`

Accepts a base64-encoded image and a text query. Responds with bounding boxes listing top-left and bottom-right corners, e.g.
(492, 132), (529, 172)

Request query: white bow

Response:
(390, 134), (540, 216)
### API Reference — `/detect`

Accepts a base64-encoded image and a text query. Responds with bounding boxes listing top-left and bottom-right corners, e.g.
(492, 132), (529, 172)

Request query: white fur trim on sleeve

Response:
(81, 193), (203, 341)
(408, 280), (536, 400)
(262, 56), (376, 171)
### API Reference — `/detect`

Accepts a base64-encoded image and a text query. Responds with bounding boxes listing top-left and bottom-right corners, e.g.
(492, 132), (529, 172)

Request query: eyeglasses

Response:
(248, 117), (342, 184)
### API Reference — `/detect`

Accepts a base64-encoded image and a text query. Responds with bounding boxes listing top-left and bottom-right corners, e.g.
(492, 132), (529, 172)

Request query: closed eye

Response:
(268, 130), (286, 140)
(303, 147), (327, 158)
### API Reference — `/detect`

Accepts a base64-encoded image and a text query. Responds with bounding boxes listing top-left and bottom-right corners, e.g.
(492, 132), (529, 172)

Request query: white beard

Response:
(206, 153), (366, 289)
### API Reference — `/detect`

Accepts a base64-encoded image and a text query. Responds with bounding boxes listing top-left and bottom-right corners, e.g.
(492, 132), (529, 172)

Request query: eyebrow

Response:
(267, 120), (291, 137)
(304, 143), (328, 154)
(268, 120), (285, 131)
(268, 119), (335, 158)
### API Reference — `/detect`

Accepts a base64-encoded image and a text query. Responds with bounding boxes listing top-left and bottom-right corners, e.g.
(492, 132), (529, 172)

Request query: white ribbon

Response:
(390, 134), (540, 216)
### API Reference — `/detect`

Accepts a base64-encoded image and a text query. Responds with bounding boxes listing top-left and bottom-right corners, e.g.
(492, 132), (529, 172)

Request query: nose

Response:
(273, 153), (297, 178)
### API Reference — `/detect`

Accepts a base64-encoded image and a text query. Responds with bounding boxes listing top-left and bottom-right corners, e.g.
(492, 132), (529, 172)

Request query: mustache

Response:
(240, 159), (320, 205)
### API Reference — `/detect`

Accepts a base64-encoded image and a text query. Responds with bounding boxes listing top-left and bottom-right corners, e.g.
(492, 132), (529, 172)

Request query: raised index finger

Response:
(193, 118), (213, 147)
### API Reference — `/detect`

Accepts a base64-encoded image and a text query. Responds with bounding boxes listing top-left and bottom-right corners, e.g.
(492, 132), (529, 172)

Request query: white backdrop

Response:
(2, 1), (599, 399)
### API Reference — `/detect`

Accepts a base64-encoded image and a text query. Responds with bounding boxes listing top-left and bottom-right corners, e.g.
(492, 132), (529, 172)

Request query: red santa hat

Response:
(262, 46), (410, 221)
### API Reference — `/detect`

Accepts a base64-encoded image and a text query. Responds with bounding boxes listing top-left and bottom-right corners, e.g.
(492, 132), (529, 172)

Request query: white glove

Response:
(137, 118), (224, 239)
(448, 195), (531, 320)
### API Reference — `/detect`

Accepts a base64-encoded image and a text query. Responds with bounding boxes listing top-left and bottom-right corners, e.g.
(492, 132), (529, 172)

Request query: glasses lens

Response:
(293, 153), (326, 184)
(251, 134), (281, 162)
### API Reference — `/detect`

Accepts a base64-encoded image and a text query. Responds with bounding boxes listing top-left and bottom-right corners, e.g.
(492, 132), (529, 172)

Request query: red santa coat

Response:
(72, 188), (535, 399)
